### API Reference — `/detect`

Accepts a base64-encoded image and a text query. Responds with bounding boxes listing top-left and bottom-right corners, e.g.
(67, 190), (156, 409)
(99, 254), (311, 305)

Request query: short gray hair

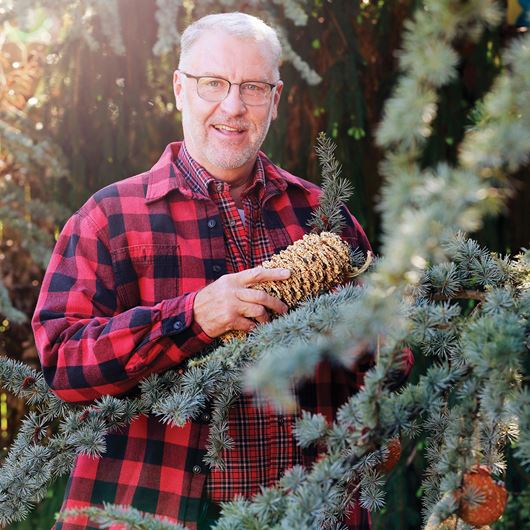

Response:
(178, 12), (282, 79)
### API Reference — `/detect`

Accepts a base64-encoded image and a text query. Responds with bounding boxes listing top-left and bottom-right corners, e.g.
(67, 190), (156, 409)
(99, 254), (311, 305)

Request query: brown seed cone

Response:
(378, 437), (402, 474)
(222, 232), (370, 342)
(457, 465), (507, 527)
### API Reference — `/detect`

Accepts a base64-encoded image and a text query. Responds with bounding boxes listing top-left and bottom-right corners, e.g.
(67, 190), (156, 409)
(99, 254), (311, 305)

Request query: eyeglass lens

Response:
(197, 77), (272, 104)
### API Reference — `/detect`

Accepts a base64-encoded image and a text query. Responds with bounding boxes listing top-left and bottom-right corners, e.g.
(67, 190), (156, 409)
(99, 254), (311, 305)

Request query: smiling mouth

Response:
(212, 124), (245, 133)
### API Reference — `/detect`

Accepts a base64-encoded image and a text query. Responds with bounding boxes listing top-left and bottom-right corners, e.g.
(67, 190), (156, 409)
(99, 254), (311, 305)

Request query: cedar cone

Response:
(457, 465), (507, 526)
(222, 232), (371, 342)
(378, 437), (402, 473)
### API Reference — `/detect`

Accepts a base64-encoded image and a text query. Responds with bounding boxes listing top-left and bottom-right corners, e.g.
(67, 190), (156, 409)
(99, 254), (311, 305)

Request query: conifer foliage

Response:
(1, 0), (530, 529)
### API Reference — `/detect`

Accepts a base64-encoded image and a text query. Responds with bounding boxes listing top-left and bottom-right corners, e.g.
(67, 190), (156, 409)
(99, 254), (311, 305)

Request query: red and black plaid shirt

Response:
(176, 145), (303, 502)
(33, 142), (374, 529)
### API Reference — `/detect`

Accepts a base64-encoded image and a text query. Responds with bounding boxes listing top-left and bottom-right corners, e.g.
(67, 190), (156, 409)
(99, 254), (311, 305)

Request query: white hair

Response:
(178, 12), (282, 79)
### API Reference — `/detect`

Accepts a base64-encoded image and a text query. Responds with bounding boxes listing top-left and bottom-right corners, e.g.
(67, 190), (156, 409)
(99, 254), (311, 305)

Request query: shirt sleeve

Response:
(339, 204), (372, 256)
(32, 210), (214, 404)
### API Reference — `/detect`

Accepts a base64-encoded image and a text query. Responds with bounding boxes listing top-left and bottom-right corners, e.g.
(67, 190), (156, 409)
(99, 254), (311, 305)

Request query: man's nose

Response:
(219, 84), (246, 115)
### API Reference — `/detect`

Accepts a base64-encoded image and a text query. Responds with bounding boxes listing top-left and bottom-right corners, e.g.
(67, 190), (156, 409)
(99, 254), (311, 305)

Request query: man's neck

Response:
(229, 180), (250, 208)
(181, 142), (257, 208)
(204, 165), (252, 208)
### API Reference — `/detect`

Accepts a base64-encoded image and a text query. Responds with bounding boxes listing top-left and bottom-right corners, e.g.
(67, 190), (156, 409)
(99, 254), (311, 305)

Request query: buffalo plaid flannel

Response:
(33, 141), (377, 529)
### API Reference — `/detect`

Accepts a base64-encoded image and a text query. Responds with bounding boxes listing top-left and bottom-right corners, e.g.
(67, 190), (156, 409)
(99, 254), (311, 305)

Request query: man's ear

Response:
(173, 70), (184, 111)
(271, 80), (283, 121)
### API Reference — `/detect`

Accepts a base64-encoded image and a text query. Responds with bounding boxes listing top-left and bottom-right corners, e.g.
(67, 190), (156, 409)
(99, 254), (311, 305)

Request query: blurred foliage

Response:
(5, 476), (68, 530)
(0, 0), (528, 528)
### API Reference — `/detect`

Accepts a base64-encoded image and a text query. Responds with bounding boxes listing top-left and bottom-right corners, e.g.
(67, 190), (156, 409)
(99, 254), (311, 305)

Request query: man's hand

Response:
(193, 267), (291, 338)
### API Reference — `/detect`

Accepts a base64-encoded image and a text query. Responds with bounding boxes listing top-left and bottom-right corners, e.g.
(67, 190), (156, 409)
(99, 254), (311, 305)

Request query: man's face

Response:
(173, 31), (283, 181)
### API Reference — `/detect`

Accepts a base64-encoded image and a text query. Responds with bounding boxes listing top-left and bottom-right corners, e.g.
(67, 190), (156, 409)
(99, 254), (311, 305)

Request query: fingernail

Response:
(280, 268), (290, 277)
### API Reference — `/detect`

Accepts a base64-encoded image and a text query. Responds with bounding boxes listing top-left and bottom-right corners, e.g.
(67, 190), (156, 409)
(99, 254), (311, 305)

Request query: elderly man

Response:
(33, 12), (373, 530)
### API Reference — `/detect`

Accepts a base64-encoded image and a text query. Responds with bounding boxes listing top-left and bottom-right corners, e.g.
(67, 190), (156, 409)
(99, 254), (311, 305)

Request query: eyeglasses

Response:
(179, 71), (277, 106)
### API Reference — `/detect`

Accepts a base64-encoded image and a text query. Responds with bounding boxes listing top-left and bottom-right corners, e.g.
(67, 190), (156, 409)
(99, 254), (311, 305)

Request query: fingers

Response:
(236, 266), (290, 287)
(238, 301), (267, 321)
(232, 316), (258, 333)
(193, 267), (291, 338)
(237, 288), (288, 315)
(237, 300), (271, 324)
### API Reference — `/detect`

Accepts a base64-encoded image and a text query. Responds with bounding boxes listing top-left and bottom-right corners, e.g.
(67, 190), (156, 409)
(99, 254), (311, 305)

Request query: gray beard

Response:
(204, 144), (260, 169)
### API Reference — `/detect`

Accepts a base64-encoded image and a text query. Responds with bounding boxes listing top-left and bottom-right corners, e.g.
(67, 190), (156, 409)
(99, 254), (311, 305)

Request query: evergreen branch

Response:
(0, 392), (142, 525)
(0, 281), (27, 324)
(509, 388), (530, 467)
(376, 0), (501, 154)
(59, 503), (187, 530)
(153, 0), (182, 56)
(308, 132), (354, 234)
(0, 419), (74, 526)
(0, 111), (69, 180)
(272, 0), (308, 26)
(431, 290), (486, 302)
(5, 246), (526, 527)
(0, 358), (50, 405)
(275, 28), (322, 85)
(293, 411), (329, 449)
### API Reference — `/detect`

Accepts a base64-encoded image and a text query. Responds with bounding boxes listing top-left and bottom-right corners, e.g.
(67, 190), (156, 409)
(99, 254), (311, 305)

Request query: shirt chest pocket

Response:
(111, 244), (180, 309)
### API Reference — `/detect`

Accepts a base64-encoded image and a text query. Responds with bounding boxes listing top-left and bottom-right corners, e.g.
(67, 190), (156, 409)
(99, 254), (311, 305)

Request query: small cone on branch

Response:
(457, 465), (507, 527)
(222, 231), (371, 342)
(378, 437), (402, 473)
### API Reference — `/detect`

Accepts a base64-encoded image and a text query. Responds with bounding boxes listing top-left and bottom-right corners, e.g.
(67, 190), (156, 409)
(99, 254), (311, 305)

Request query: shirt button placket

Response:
(207, 217), (222, 278)
(277, 416), (287, 479)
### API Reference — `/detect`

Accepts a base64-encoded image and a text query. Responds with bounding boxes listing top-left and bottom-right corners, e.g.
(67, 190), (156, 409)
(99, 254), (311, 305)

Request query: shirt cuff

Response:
(159, 291), (215, 353)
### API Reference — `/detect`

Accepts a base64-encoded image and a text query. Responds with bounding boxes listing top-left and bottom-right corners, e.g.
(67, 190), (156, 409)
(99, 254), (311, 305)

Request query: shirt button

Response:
(229, 219), (237, 227)
(207, 219), (216, 229)
(216, 182), (223, 192)
(278, 416), (285, 425)
(212, 264), (222, 273)
(173, 320), (183, 331)
(192, 465), (202, 474)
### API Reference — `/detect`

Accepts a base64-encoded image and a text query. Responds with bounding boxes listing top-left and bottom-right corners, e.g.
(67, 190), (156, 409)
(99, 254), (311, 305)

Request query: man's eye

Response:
(244, 83), (264, 92)
(206, 79), (221, 87)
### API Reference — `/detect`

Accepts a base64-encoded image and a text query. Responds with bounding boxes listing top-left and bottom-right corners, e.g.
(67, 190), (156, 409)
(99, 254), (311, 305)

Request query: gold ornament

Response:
(457, 465), (507, 527)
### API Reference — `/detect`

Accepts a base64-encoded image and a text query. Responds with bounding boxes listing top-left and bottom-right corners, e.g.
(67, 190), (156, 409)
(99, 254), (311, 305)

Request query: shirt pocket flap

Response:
(111, 244), (180, 308)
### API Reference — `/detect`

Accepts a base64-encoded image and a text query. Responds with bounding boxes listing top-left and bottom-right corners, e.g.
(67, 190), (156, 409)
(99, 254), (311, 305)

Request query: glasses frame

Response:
(179, 71), (278, 106)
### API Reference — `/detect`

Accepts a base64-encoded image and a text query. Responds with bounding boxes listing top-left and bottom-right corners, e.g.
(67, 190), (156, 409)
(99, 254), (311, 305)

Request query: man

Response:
(33, 12), (374, 529)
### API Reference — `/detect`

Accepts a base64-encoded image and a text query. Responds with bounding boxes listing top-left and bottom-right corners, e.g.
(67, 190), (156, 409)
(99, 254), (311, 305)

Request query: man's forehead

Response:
(184, 31), (277, 73)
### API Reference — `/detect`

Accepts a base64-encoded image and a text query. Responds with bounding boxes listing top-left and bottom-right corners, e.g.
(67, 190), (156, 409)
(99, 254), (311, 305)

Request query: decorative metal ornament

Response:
(507, 0), (530, 28)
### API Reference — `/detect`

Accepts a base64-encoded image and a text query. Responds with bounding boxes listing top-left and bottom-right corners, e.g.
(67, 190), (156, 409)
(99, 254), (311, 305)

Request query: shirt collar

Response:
(176, 142), (268, 203)
(145, 142), (195, 203)
(145, 141), (311, 204)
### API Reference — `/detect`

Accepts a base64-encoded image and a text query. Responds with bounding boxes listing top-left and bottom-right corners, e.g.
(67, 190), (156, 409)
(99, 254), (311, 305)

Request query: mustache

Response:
(210, 118), (250, 129)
